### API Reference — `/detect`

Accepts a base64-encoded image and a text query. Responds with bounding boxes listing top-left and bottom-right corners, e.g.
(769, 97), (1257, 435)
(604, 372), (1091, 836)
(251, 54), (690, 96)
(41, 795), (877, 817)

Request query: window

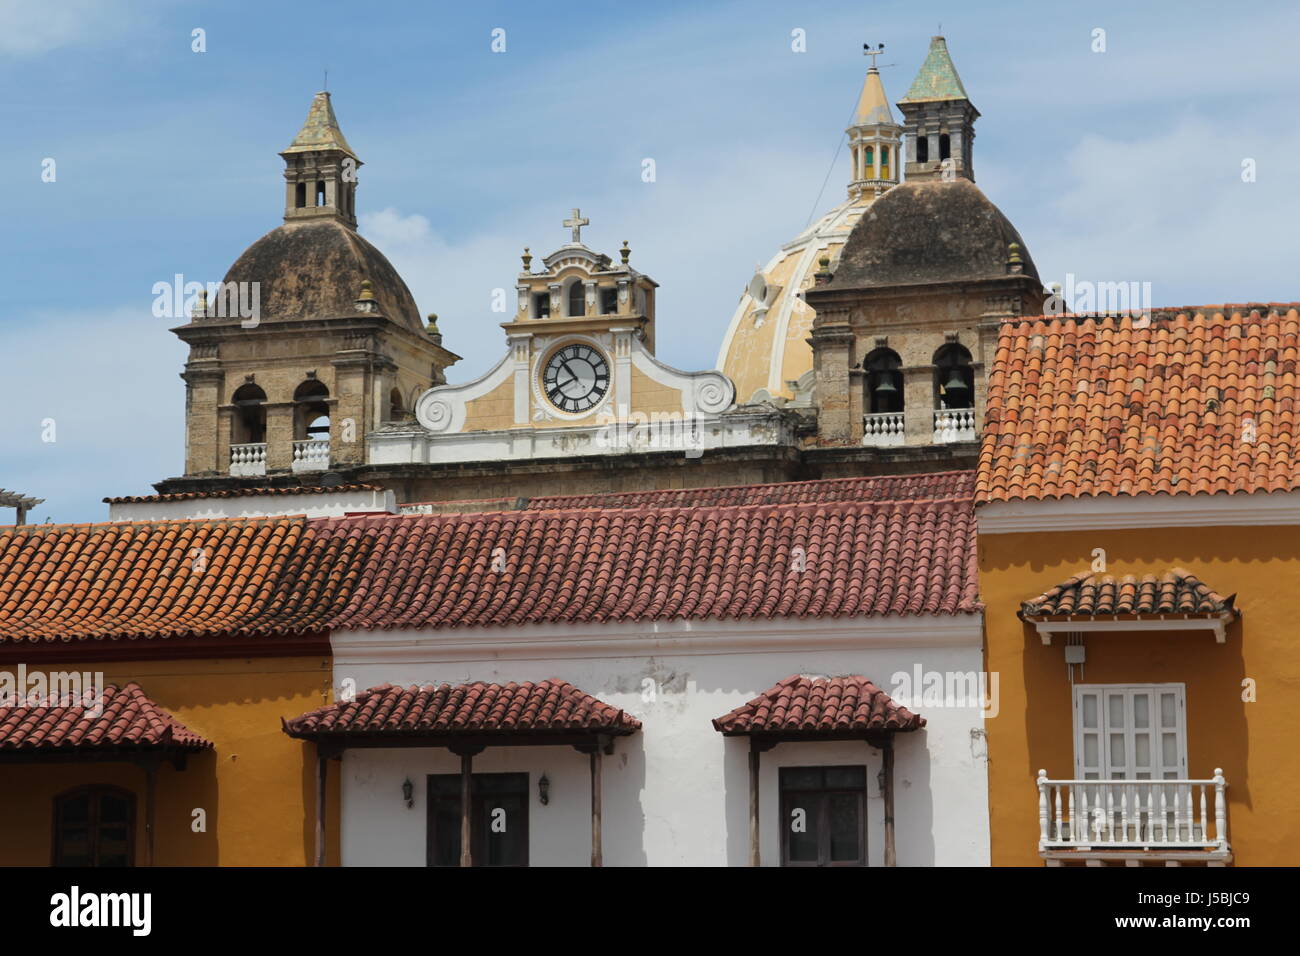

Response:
(533, 292), (550, 319)
(53, 787), (135, 867)
(1074, 684), (1188, 780)
(293, 379), (330, 441)
(600, 288), (618, 315)
(231, 383), (267, 444)
(427, 772), (529, 867)
(388, 387), (404, 421)
(865, 347), (903, 414)
(295, 182), (306, 208)
(939, 133), (951, 161)
(933, 343), (974, 410)
(567, 281), (586, 318)
(916, 135), (929, 163)
(864, 145), (874, 176)
(880, 146), (890, 179)
(315, 180), (326, 206)
(779, 766), (867, 867)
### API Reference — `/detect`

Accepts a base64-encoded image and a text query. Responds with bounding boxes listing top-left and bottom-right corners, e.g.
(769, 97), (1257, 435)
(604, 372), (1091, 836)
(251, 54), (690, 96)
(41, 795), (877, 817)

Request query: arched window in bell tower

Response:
(293, 380), (331, 441)
(567, 280), (585, 318)
(881, 146), (890, 179)
(865, 348), (904, 414)
(231, 383), (267, 445)
(939, 133), (951, 161)
(295, 183), (306, 208)
(864, 146), (874, 178)
(916, 135), (929, 163)
(315, 181), (326, 207)
(933, 344), (974, 410)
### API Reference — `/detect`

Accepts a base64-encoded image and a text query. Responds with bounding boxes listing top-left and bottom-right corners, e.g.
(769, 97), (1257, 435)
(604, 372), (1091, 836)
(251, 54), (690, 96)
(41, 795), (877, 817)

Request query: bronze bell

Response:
(873, 376), (898, 396)
(942, 370), (970, 400)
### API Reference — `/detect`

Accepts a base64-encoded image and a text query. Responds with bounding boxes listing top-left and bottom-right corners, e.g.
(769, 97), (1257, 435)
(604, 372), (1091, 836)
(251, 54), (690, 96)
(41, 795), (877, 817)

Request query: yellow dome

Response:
(716, 196), (873, 403)
(717, 65), (901, 403)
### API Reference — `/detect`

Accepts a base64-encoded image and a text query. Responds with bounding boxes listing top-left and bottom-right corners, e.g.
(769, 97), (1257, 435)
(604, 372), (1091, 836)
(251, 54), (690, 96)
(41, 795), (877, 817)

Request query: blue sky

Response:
(3, 0), (1300, 522)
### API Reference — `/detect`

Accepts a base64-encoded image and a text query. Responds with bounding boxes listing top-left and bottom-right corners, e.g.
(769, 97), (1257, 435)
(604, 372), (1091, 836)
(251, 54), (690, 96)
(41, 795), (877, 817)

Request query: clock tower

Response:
(383, 211), (742, 466)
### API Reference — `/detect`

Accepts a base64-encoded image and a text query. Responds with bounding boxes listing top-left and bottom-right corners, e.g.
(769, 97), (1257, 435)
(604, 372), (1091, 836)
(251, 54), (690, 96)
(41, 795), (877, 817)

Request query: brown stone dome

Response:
(221, 218), (422, 331)
(828, 179), (1038, 290)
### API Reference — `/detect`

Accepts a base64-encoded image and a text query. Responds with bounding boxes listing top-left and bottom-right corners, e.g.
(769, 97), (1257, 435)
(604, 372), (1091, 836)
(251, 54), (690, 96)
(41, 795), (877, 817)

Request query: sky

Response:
(3, 0), (1300, 523)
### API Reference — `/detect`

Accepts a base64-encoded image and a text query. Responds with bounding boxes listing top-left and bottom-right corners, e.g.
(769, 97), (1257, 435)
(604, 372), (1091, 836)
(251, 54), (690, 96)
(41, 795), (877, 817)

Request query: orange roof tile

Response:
(977, 308), (1300, 502)
(0, 517), (354, 646)
(0, 682), (211, 753)
(283, 681), (641, 741)
(712, 675), (924, 735)
(1020, 568), (1237, 618)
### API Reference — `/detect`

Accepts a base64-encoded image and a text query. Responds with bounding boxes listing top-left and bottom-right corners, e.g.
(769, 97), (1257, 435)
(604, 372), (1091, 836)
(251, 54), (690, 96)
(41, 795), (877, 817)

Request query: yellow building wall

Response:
(980, 523), (1300, 866)
(0, 654), (340, 867)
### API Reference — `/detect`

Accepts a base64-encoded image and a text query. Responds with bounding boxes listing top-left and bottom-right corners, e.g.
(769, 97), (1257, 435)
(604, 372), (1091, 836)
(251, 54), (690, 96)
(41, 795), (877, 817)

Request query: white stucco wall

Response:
(107, 488), (396, 521)
(331, 618), (990, 867)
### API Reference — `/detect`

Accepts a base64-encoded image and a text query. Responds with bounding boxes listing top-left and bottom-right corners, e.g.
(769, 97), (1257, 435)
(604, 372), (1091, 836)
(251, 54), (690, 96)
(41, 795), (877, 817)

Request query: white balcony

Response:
(933, 407), (976, 443)
(862, 411), (905, 447)
(230, 442), (267, 477)
(1037, 771), (1231, 865)
(291, 439), (331, 473)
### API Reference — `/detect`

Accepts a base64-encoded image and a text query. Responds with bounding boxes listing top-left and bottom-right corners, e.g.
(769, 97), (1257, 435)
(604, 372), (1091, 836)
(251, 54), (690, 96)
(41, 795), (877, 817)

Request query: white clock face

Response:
(542, 343), (609, 413)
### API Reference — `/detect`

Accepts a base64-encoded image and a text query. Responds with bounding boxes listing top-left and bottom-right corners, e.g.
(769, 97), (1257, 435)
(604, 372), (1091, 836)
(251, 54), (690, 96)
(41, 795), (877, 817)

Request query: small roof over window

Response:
(712, 675), (924, 739)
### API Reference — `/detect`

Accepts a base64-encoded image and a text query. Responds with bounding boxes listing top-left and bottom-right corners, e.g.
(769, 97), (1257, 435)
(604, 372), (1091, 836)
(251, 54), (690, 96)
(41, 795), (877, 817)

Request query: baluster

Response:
(1199, 785), (1207, 843)
(1213, 769), (1228, 847)
(1105, 785), (1114, 842)
(1040, 770), (1050, 842)
(1054, 785), (1062, 842)
(1120, 787), (1129, 843)
(1068, 786), (1076, 844)
(1158, 784), (1167, 844)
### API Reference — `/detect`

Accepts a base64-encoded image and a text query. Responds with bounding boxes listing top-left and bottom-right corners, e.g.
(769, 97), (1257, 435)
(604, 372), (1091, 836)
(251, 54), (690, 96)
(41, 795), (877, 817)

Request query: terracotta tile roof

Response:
(104, 484), (381, 504)
(712, 675), (924, 736)
(0, 517), (356, 645)
(1, 475), (978, 647)
(978, 308), (1300, 502)
(282, 680), (640, 740)
(1020, 569), (1237, 619)
(0, 682), (212, 754)
(522, 471), (974, 510)
(318, 492), (979, 629)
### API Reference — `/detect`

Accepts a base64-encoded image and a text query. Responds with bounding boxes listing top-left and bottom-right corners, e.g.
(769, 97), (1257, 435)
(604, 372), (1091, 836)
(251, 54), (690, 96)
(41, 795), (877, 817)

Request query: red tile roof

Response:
(1020, 569), (1237, 618)
(0, 682), (211, 754)
(317, 492), (978, 629)
(283, 680), (640, 740)
(522, 471), (974, 510)
(104, 484), (381, 504)
(0, 475), (978, 647)
(0, 517), (355, 646)
(713, 675), (924, 736)
(978, 308), (1300, 502)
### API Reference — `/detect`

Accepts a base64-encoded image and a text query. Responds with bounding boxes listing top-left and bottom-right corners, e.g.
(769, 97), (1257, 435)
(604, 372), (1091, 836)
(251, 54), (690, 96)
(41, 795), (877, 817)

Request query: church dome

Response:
(221, 218), (423, 332)
(717, 196), (875, 404)
(828, 179), (1039, 290)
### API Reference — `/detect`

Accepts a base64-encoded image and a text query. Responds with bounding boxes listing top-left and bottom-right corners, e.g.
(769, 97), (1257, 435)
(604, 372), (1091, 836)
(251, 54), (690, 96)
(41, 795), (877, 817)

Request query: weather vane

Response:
(863, 42), (885, 68)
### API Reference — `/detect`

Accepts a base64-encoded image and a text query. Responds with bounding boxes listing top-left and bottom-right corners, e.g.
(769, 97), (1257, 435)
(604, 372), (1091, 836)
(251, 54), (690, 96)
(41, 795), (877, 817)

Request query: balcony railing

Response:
(862, 411), (905, 447)
(1036, 771), (1229, 857)
(291, 439), (331, 473)
(230, 442), (267, 477)
(933, 407), (976, 443)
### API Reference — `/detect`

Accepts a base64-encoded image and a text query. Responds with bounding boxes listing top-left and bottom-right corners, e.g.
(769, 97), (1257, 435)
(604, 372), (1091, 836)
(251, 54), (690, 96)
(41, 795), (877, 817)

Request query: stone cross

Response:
(563, 208), (589, 244)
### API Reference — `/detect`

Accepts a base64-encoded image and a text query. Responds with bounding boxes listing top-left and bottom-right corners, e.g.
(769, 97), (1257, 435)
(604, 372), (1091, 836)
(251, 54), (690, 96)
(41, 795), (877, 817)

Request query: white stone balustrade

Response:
(291, 439), (331, 473)
(933, 407), (976, 443)
(862, 411), (906, 447)
(1036, 770), (1229, 858)
(229, 442), (267, 477)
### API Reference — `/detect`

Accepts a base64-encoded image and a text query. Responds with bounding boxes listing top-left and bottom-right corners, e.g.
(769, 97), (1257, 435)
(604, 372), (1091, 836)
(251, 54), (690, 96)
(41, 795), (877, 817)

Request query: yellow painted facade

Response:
(0, 654), (339, 867)
(980, 522), (1300, 866)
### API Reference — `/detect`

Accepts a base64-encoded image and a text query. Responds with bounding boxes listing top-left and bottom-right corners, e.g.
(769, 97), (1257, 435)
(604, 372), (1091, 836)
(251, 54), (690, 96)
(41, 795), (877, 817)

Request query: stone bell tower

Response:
(163, 91), (459, 491)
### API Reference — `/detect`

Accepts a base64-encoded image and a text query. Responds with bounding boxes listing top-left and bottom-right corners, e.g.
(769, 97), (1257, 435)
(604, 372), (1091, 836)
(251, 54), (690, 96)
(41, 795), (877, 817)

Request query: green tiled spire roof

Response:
(900, 36), (970, 103)
(282, 91), (357, 159)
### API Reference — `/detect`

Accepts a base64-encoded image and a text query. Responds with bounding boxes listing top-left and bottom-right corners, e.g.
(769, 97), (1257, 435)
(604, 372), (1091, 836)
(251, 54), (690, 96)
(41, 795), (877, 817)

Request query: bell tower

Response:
(281, 91), (360, 228)
(847, 44), (902, 201)
(897, 36), (978, 183)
